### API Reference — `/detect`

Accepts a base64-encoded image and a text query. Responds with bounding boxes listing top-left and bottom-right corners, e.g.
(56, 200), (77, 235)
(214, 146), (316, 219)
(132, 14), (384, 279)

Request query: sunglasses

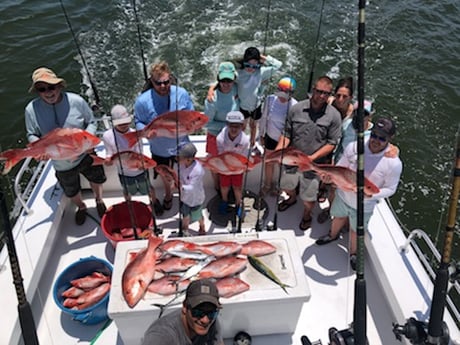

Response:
(335, 93), (350, 99)
(190, 307), (219, 320)
(153, 79), (170, 86)
(313, 88), (332, 97)
(243, 62), (261, 69)
(370, 132), (388, 142)
(36, 85), (57, 93)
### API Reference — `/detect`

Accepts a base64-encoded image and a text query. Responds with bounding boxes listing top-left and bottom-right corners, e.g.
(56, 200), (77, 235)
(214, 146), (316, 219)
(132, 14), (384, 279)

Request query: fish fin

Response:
(123, 131), (142, 148)
(90, 154), (106, 165)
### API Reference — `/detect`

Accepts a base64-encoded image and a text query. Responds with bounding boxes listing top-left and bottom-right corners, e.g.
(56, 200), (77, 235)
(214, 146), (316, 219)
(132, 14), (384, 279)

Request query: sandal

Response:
(317, 184), (329, 203)
(163, 197), (173, 211)
(317, 208), (330, 224)
(278, 198), (297, 212)
(153, 199), (164, 216)
(316, 233), (339, 245)
(299, 216), (312, 231)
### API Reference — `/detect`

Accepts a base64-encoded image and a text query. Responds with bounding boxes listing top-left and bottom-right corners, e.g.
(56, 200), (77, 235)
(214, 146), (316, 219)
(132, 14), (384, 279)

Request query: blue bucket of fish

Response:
(53, 256), (112, 325)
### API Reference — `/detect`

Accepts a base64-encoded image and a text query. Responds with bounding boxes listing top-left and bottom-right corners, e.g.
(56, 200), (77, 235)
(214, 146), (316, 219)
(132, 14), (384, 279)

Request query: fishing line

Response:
(59, 0), (102, 110)
(130, 0), (148, 82)
(306, 0), (326, 94)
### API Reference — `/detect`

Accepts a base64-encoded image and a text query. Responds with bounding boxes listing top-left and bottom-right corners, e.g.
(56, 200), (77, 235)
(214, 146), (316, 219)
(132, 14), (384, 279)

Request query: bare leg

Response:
(89, 182), (104, 202)
(220, 186), (230, 203)
(302, 200), (315, 220)
(211, 172), (220, 191)
(198, 217), (206, 235)
(349, 229), (357, 255)
(182, 215), (190, 231)
(233, 186), (242, 208)
(159, 174), (172, 201)
(249, 118), (257, 147)
(329, 216), (349, 239)
(70, 192), (86, 209)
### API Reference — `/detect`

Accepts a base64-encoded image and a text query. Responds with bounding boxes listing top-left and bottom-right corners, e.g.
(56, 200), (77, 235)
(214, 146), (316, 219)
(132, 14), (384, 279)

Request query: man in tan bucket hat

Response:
(24, 67), (107, 225)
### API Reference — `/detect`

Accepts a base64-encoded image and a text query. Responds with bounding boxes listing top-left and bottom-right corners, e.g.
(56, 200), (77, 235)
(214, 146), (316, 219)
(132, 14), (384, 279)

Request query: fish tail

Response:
(90, 154), (106, 166)
(123, 131), (142, 148)
(0, 149), (25, 174)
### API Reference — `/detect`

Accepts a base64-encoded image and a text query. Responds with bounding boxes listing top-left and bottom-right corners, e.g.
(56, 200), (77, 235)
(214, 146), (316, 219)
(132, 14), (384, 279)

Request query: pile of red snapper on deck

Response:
(122, 235), (280, 308)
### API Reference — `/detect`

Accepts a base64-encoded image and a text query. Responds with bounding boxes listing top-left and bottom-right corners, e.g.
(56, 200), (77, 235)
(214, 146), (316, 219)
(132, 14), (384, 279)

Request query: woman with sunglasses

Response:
(24, 67), (107, 226)
(141, 279), (224, 345)
(134, 61), (194, 213)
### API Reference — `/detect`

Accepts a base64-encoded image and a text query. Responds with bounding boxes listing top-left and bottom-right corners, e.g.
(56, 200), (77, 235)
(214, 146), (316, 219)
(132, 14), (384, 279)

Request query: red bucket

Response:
(101, 201), (153, 248)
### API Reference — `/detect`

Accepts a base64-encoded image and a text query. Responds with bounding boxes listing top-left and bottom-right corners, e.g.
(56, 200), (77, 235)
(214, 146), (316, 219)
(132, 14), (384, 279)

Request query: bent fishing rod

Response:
(130, 0), (148, 82)
(306, 0), (326, 94)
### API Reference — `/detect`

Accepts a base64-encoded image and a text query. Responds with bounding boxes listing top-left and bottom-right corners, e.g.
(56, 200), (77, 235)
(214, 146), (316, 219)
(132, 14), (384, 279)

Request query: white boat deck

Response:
(1, 136), (459, 345)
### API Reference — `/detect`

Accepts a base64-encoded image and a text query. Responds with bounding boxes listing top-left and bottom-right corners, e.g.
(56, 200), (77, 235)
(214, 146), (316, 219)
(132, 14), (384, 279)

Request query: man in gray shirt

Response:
(141, 279), (224, 345)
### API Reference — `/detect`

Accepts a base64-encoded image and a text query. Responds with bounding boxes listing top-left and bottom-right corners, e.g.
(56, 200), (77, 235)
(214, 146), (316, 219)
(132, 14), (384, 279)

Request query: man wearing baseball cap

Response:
(141, 279), (224, 345)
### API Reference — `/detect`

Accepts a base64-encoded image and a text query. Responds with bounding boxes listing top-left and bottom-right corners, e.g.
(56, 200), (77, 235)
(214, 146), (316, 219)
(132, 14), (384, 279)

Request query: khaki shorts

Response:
(280, 168), (319, 202)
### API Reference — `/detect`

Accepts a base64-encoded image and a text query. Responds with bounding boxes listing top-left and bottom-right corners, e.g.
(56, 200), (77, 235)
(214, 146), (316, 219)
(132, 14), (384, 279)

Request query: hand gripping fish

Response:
(264, 147), (312, 171)
(197, 152), (261, 175)
(248, 255), (291, 294)
(155, 164), (179, 189)
(311, 164), (380, 196)
(123, 110), (208, 147)
(91, 151), (157, 170)
(0, 128), (100, 174)
(122, 235), (163, 308)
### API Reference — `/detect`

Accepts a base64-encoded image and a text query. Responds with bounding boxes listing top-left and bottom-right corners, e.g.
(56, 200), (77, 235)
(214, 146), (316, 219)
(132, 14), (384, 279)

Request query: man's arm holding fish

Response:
(133, 96), (155, 131)
(24, 103), (42, 143)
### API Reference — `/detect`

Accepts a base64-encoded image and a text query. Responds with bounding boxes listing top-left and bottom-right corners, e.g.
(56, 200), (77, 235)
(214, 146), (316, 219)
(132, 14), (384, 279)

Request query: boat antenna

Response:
(59, 0), (102, 111)
(393, 129), (459, 344)
(130, 0), (148, 82)
(306, 0), (326, 94)
(0, 187), (39, 345)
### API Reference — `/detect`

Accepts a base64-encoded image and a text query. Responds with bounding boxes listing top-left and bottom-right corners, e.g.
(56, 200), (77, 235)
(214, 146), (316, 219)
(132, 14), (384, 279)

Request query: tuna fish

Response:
(240, 240), (277, 257)
(0, 128), (101, 174)
(197, 256), (248, 279)
(123, 110), (208, 147)
(122, 235), (163, 308)
(215, 277), (250, 298)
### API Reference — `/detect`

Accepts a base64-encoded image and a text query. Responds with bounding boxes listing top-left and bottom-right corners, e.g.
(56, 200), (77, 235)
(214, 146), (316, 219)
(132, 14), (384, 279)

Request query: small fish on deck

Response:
(0, 128), (100, 174)
(123, 110), (208, 146)
(248, 255), (291, 294)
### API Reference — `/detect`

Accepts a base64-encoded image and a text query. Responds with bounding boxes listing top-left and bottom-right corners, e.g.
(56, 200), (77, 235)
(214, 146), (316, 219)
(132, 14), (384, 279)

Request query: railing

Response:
(400, 229), (460, 325)
(11, 157), (47, 218)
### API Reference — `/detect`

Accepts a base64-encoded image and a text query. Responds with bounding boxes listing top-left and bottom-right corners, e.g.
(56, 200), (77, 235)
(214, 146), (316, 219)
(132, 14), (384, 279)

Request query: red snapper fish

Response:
(203, 241), (243, 258)
(91, 151), (157, 170)
(124, 110), (208, 147)
(155, 257), (198, 273)
(311, 164), (380, 196)
(240, 240), (277, 257)
(63, 282), (111, 310)
(264, 147), (312, 171)
(147, 276), (190, 296)
(197, 152), (261, 175)
(0, 128), (100, 174)
(215, 277), (250, 298)
(160, 240), (214, 257)
(197, 256), (248, 279)
(155, 164), (179, 189)
(122, 235), (163, 308)
(70, 272), (110, 290)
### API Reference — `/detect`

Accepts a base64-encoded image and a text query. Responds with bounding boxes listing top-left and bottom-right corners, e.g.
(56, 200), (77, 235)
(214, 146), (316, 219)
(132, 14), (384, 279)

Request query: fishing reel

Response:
(328, 327), (355, 345)
(393, 318), (449, 345)
(233, 331), (251, 345)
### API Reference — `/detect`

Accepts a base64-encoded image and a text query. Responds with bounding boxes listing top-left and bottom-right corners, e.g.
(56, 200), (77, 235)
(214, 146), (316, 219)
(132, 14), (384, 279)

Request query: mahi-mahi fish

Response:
(123, 110), (208, 147)
(248, 255), (291, 294)
(0, 128), (100, 174)
(122, 235), (163, 308)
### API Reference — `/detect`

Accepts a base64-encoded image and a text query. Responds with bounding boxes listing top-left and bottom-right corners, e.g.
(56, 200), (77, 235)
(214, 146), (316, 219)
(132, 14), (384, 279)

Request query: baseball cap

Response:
(373, 117), (396, 138)
(29, 67), (65, 92)
(353, 100), (375, 116)
(186, 279), (221, 309)
(111, 105), (133, 126)
(226, 111), (245, 124)
(178, 142), (197, 158)
(218, 62), (237, 80)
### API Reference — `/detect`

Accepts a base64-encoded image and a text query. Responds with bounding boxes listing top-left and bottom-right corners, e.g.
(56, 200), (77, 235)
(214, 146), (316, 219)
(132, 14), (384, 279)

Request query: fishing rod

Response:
(393, 130), (459, 344)
(0, 187), (39, 345)
(262, 0), (272, 56)
(174, 74), (184, 238)
(306, 0), (326, 94)
(59, 0), (102, 111)
(353, 0), (367, 343)
(130, 0), (148, 82)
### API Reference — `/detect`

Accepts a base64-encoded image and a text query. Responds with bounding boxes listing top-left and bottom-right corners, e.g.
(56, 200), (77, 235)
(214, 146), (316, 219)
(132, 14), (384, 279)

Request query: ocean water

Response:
(0, 0), (459, 258)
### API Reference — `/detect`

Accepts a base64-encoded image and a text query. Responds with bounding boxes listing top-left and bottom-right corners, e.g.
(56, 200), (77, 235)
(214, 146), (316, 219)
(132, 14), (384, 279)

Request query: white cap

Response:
(226, 111), (244, 124)
(111, 105), (133, 126)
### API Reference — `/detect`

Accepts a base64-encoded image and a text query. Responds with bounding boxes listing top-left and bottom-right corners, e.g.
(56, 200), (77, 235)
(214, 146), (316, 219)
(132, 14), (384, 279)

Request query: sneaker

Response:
(350, 254), (357, 271)
(219, 201), (228, 215)
(96, 201), (107, 218)
(75, 208), (87, 225)
(315, 234), (339, 245)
